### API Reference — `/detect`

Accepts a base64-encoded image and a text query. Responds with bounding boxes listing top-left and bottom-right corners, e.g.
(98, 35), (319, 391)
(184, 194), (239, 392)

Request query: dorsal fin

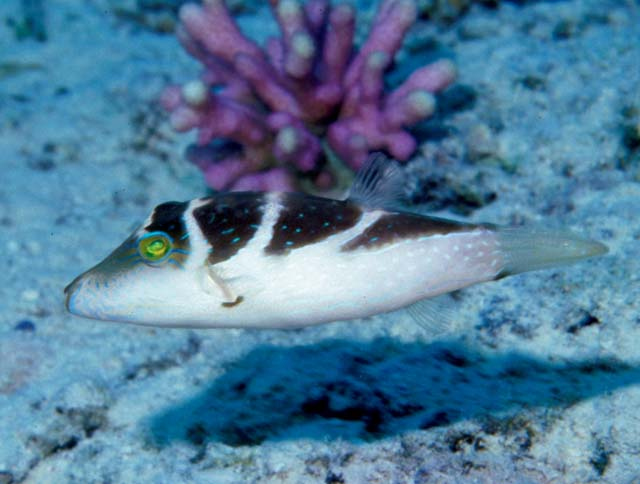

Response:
(347, 153), (406, 209)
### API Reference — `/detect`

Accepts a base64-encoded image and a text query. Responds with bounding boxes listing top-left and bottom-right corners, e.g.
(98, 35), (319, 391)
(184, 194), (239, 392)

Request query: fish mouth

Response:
(64, 272), (87, 314)
(63, 269), (142, 323)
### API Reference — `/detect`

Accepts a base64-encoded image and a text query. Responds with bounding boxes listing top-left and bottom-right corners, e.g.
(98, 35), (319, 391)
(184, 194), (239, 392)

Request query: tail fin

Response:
(495, 226), (608, 278)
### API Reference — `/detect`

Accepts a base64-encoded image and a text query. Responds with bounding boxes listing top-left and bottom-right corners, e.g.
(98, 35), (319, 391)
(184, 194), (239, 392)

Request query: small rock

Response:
(25, 241), (42, 256)
(21, 289), (39, 302)
(55, 379), (112, 411)
(14, 320), (36, 332)
(467, 123), (498, 162)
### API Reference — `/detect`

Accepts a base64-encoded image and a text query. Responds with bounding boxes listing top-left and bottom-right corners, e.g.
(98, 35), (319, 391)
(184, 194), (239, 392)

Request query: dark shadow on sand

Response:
(146, 338), (640, 447)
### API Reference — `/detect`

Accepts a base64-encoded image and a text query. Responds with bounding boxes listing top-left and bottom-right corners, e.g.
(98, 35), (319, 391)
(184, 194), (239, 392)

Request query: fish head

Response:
(64, 201), (218, 326)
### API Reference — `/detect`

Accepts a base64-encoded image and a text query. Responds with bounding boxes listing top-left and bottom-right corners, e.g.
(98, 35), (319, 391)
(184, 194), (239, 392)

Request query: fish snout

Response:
(64, 273), (85, 314)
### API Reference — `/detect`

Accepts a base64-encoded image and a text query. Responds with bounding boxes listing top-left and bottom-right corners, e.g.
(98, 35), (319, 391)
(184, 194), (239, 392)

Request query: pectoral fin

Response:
(199, 265), (244, 307)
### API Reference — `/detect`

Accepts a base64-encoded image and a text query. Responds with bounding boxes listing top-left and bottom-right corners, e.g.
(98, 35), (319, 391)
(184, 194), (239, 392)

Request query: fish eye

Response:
(137, 231), (173, 264)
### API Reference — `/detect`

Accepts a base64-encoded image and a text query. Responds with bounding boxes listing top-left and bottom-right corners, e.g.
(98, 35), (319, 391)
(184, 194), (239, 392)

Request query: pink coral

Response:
(161, 0), (456, 192)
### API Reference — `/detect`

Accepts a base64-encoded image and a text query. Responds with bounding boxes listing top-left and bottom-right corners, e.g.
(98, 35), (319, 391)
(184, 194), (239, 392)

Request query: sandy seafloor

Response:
(1, 0), (639, 482)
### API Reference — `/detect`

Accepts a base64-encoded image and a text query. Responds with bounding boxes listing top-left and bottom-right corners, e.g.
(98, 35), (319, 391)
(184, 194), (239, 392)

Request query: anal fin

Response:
(405, 295), (459, 336)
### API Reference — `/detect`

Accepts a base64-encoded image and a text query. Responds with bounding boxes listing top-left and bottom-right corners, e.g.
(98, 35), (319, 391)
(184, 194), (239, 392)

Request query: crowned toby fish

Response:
(65, 155), (608, 329)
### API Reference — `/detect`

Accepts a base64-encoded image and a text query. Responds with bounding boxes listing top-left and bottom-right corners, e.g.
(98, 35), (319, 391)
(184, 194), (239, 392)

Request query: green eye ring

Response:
(137, 231), (173, 264)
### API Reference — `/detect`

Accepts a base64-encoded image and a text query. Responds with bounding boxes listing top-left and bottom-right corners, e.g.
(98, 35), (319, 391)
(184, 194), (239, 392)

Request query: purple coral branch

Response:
(161, 81), (269, 147)
(179, 0), (264, 64)
(162, 0), (456, 192)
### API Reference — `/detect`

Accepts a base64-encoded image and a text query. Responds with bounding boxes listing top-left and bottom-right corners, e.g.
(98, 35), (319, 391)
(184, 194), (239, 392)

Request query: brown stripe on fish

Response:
(264, 193), (363, 255)
(341, 212), (475, 251)
(144, 201), (191, 253)
(192, 193), (266, 265)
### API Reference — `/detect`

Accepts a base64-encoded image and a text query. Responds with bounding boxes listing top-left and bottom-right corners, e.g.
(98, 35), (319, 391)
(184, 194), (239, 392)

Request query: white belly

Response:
(213, 226), (503, 328)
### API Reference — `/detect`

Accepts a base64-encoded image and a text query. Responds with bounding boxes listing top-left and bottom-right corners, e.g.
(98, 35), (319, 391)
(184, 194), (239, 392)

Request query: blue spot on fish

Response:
(295, 228), (302, 233)
(285, 241), (294, 246)
(231, 237), (241, 244)
(221, 228), (235, 235)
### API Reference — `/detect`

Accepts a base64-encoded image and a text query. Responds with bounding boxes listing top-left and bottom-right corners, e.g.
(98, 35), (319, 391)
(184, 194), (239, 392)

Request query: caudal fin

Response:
(495, 226), (608, 278)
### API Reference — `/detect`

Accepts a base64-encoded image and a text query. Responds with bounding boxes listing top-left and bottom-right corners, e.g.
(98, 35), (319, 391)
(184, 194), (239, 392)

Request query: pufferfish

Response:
(65, 155), (608, 329)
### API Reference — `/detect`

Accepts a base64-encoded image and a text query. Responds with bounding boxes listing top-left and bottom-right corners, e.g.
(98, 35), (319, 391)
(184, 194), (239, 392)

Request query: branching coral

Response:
(161, 0), (456, 192)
